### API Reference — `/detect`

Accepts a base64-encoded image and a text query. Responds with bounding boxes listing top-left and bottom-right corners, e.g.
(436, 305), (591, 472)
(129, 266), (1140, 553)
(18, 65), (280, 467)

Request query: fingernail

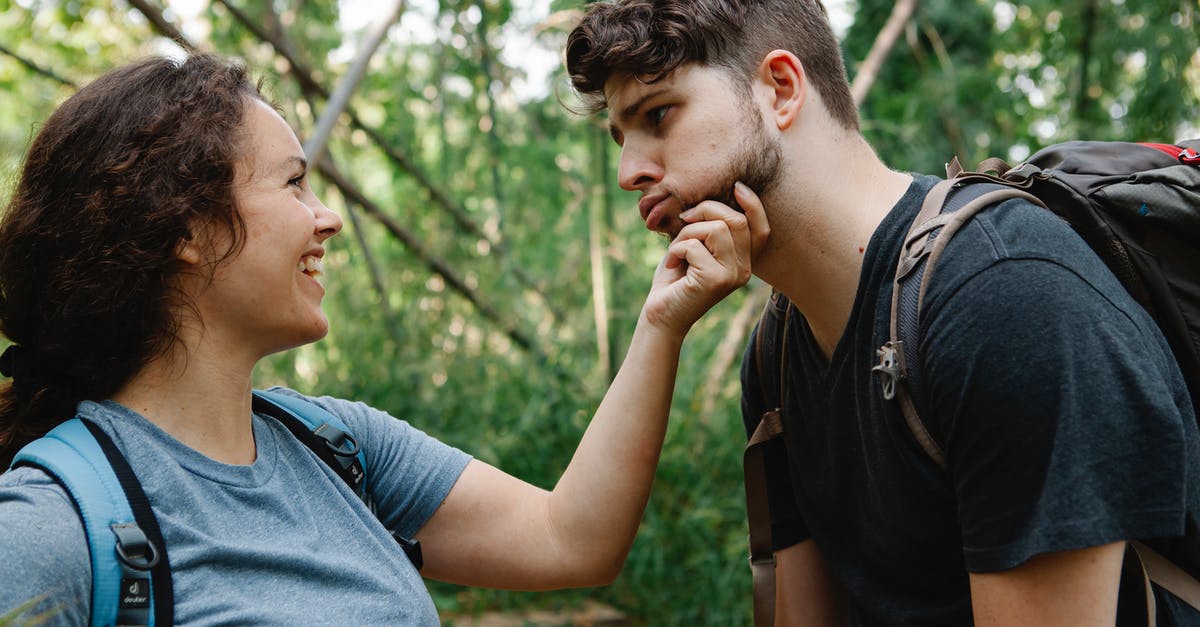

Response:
(734, 181), (749, 195)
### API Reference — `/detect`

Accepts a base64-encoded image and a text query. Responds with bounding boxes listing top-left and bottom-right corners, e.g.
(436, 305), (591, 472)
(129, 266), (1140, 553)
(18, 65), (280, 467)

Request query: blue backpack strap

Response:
(250, 389), (422, 570)
(251, 390), (366, 498)
(11, 419), (163, 626)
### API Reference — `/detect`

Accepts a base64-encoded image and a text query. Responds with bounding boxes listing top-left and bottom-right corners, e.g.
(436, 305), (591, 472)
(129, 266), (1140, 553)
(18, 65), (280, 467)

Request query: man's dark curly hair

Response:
(566, 0), (858, 131)
(0, 54), (264, 465)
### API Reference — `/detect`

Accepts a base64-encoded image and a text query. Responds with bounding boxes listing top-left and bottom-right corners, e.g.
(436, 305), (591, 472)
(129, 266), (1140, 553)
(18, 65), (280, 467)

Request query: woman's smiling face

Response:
(192, 99), (343, 359)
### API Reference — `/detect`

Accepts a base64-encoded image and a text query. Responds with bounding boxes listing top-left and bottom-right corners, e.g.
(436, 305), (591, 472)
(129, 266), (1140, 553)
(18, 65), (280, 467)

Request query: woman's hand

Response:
(642, 182), (770, 335)
(415, 183), (769, 591)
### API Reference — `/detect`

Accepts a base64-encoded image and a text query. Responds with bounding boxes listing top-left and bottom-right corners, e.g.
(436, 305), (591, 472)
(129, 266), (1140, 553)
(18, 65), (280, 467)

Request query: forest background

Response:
(1, 0), (1198, 624)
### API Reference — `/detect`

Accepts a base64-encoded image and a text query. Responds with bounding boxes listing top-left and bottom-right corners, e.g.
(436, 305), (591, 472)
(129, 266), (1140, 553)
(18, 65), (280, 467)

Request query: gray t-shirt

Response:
(0, 388), (471, 625)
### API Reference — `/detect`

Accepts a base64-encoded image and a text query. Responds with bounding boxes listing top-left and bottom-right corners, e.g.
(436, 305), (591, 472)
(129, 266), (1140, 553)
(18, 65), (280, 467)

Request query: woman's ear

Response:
(757, 50), (806, 131)
(175, 230), (204, 266)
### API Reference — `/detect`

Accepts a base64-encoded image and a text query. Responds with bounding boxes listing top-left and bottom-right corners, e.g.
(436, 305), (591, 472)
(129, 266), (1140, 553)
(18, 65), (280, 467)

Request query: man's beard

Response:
(678, 111), (783, 218)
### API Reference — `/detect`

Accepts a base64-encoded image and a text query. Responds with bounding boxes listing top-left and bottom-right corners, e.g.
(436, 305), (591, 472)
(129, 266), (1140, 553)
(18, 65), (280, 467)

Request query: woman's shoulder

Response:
(256, 386), (395, 432)
(0, 466), (91, 622)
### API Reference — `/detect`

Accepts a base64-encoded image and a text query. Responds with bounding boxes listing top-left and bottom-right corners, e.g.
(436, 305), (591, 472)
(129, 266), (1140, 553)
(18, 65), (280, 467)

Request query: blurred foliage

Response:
(1, 0), (1198, 624)
(845, 0), (1199, 172)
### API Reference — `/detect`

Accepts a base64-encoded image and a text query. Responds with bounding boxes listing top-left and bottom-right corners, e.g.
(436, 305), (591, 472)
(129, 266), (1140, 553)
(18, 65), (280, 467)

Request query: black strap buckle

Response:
(392, 533), (423, 571)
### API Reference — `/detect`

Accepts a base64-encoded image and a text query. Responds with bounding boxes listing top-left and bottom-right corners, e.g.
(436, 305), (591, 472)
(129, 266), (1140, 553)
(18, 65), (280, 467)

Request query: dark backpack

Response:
(743, 139), (1200, 627)
(6, 389), (423, 627)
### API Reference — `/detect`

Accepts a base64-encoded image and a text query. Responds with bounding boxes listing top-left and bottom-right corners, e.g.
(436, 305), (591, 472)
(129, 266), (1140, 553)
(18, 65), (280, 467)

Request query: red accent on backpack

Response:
(1142, 142), (1200, 165)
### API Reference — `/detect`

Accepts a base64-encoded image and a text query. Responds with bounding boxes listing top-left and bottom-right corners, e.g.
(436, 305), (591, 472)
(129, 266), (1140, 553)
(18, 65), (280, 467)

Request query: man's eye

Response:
(647, 105), (670, 126)
(288, 174), (305, 188)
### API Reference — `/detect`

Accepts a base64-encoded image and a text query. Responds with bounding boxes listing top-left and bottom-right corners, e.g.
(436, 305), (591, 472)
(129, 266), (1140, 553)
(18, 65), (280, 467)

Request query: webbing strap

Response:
(252, 390), (367, 500)
(745, 411), (783, 627)
(83, 421), (171, 627)
(11, 419), (166, 626)
(884, 180), (1044, 466)
(744, 298), (793, 627)
(251, 390), (424, 571)
(1131, 540), (1200, 621)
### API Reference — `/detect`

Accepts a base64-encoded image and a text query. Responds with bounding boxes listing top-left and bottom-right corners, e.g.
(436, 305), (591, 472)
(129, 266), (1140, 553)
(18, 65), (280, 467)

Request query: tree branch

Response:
(213, 0), (563, 322)
(124, 0), (197, 52)
(303, 0), (406, 162)
(1074, 0), (1100, 135)
(265, 3), (409, 352)
(0, 43), (75, 88)
(850, 0), (917, 105)
(342, 200), (408, 348)
(315, 157), (545, 360)
(475, 0), (508, 230)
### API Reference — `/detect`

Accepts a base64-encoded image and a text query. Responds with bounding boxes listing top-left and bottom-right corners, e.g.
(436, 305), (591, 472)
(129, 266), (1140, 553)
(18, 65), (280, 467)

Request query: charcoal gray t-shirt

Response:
(0, 388), (471, 625)
(742, 175), (1200, 625)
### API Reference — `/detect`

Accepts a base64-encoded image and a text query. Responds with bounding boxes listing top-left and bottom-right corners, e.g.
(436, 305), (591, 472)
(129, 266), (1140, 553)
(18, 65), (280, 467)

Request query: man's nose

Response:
(617, 143), (664, 191)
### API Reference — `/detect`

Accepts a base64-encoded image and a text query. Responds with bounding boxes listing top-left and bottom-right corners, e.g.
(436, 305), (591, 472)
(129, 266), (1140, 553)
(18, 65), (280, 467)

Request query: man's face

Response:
(605, 64), (782, 239)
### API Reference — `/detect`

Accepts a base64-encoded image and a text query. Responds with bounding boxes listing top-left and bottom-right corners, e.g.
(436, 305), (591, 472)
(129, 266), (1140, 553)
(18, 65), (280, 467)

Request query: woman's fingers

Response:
(678, 181), (770, 266)
(732, 181), (770, 256)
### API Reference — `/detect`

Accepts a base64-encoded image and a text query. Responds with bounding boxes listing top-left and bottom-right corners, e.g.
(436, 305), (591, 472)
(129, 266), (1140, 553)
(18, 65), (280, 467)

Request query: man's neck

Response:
(754, 135), (911, 360)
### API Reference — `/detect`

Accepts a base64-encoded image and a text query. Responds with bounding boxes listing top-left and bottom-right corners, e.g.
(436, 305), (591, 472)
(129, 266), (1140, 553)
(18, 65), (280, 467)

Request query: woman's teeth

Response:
(299, 256), (323, 277)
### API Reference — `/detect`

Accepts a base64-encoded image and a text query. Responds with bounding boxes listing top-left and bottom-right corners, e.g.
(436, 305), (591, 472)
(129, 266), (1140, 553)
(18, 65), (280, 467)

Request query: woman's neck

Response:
(112, 346), (258, 465)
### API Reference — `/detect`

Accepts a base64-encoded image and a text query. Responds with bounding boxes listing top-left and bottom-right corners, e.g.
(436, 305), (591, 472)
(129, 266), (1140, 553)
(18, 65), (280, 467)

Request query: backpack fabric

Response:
(875, 139), (1200, 460)
(743, 139), (1200, 627)
(7, 389), (416, 627)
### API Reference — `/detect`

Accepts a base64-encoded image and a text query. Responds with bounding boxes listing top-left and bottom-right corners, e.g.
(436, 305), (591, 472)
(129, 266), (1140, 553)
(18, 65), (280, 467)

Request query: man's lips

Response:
(638, 193), (672, 231)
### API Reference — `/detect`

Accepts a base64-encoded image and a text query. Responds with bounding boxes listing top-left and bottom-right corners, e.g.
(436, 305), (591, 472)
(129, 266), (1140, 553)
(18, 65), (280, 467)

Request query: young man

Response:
(567, 1), (1200, 625)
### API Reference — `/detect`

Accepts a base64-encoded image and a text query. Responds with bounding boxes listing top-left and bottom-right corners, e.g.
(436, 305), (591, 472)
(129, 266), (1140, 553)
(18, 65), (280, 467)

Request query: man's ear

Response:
(757, 50), (805, 131)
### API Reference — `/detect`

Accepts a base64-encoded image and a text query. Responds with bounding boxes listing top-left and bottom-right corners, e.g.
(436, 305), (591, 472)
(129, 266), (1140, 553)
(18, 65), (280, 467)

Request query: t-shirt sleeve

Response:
(741, 332), (809, 550)
(0, 466), (91, 624)
(267, 388), (472, 539)
(920, 250), (1196, 573)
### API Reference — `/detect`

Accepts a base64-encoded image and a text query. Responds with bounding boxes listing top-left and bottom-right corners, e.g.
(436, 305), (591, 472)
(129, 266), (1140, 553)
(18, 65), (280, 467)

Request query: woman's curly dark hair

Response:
(565, 0), (858, 131)
(0, 54), (264, 465)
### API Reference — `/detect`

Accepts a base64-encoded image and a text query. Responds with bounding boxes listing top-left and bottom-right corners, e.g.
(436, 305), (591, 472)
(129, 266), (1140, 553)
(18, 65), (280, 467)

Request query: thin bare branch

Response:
(474, 0), (508, 229)
(304, 0), (406, 162)
(315, 157), (545, 360)
(342, 201), (407, 347)
(697, 284), (771, 422)
(124, 0), (197, 53)
(0, 43), (75, 88)
(850, 0), (917, 106)
(214, 0), (562, 322)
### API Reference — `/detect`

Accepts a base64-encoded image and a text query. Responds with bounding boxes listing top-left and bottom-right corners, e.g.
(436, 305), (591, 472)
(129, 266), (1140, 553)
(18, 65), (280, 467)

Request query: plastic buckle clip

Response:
(872, 341), (907, 400)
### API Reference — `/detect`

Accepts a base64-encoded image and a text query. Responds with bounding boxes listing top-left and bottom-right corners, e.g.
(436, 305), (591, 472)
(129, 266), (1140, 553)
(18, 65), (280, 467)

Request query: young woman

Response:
(0, 54), (767, 624)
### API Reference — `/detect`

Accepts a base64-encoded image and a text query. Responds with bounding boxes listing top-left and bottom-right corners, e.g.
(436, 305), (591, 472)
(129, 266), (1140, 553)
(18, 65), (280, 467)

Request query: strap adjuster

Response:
(872, 341), (907, 400)
(111, 523), (159, 570)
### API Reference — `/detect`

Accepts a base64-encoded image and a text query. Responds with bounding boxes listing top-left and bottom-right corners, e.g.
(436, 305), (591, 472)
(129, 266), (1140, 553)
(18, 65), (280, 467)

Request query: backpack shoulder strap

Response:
(251, 389), (423, 570)
(873, 177), (1044, 468)
(12, 419), (169, 627)
(252, 390), (367, 500)
(744, 291), (793, 627)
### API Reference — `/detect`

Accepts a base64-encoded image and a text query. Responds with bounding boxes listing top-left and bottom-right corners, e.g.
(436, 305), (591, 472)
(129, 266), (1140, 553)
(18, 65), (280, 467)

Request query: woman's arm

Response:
(415, 185), (768, 589)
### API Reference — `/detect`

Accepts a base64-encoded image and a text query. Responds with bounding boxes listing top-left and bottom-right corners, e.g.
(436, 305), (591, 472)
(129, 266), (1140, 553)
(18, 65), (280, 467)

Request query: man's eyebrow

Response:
(611, 87), (671, 129)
